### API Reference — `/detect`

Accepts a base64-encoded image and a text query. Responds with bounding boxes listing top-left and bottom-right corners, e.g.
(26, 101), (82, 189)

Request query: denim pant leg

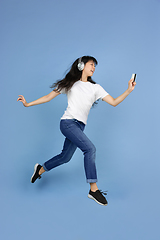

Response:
(60, 119), (97, 183)
(43, 137), (77, 171)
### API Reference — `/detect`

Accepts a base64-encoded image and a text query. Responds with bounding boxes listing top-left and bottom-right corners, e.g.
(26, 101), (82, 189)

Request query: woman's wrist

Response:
(26, 102), (31, 107)
(126, 88), (132, 94)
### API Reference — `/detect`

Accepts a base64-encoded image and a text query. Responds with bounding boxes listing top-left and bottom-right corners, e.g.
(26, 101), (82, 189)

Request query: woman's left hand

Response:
(128, 79), (136, 93)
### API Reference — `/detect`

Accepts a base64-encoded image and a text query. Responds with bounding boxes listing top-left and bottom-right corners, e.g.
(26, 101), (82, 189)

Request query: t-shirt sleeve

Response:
(95, 84), (109, 101)
(59, 88), (66, 94)
(54, 88), (66, 94)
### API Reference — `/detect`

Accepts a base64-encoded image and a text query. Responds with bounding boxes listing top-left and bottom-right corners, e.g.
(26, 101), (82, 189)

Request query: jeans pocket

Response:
(60, 119), (74, 131)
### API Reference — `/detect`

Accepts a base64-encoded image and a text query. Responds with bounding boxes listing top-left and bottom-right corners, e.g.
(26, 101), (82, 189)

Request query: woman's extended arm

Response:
(17, 90), (61, 107)
(102, 79), (136, 107)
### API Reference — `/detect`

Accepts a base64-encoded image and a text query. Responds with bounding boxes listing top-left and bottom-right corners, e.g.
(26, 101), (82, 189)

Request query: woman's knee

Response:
(92, 144), (96, 154)
(86, 143), (96, 155)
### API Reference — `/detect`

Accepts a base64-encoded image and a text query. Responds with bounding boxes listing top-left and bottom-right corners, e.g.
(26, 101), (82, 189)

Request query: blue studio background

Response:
(1, 0), (160, 239)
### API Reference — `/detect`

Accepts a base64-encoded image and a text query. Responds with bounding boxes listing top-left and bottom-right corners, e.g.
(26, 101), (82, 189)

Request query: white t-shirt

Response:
(60, 80), (109, 125)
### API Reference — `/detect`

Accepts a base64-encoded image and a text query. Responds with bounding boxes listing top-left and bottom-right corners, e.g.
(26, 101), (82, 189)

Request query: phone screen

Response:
(132, 74), (136, 82)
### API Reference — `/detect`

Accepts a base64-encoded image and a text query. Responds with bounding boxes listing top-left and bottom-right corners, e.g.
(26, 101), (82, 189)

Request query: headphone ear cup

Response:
(77, 58), (84, 71)
(77, 62), (84, 71)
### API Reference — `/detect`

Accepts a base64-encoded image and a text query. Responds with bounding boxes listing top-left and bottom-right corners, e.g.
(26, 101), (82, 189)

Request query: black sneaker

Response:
(88, 189), (108, 206)
(31, 163), (42, 183)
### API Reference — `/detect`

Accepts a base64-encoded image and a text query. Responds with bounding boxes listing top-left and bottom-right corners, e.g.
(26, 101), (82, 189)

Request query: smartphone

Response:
(131, 73), (136, 82)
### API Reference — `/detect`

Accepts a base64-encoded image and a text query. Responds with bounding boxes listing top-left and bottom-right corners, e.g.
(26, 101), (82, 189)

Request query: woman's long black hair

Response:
(51, 56), (98, 92)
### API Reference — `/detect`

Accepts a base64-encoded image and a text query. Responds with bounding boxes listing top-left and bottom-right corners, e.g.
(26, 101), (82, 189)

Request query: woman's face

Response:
(83, 60), (96, 77)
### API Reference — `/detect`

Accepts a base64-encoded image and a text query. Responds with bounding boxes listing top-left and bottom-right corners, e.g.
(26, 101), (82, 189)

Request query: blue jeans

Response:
(43, 119), (97, 183)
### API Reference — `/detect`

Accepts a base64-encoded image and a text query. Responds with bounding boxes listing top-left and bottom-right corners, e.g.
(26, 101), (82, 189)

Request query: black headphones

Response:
(77, 57), (85, 71)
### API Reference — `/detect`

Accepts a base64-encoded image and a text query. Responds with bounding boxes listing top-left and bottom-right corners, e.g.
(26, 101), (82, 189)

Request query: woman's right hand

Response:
(17, 95), (29, 107)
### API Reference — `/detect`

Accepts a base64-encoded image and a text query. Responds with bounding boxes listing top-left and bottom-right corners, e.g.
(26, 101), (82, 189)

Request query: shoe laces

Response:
(99, 190), (108, 196)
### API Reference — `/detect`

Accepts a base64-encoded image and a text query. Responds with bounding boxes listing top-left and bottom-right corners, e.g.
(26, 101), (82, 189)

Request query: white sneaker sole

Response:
(30, 163), (39, 183)
(88, 194), (108, 206)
